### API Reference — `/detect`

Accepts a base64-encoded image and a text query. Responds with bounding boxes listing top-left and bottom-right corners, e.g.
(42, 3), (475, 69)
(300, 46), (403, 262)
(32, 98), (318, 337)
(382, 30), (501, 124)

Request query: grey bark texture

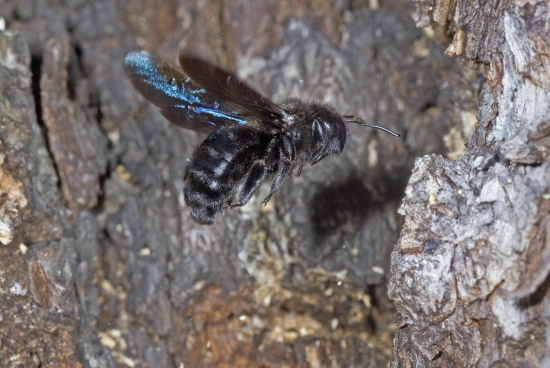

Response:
(0, 0), (543, 367)
(389, 0), (550, 367)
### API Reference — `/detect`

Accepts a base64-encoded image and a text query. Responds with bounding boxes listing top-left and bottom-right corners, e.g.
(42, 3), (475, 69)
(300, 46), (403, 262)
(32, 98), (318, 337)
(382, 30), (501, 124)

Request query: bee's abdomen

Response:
(184, 127), (267, 224)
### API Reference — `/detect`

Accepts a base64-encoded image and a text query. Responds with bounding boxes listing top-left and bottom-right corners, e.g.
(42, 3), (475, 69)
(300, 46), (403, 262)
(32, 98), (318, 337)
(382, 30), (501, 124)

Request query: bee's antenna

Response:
(343, 115), (400, 137)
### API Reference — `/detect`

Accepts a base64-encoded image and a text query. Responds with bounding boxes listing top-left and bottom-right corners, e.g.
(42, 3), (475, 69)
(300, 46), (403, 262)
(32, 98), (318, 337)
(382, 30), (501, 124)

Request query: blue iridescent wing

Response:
(124, 51), (244, 133)
(179, 55), (284, 126)
(124, 51), (284, 134)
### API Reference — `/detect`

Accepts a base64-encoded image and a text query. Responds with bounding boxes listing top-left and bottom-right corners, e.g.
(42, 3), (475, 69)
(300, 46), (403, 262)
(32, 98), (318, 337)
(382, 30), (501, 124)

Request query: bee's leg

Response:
(228, 162), (268, 209)
(262, 137), (296, 206)
(261, 161), (292, 206)
(296, 163), (305, 176)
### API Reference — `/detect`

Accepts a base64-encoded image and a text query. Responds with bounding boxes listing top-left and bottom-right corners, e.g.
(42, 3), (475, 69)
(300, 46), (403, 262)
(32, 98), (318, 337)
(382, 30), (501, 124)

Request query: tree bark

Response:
(0, 0), (532, 367)
(389, 0), (550, 367)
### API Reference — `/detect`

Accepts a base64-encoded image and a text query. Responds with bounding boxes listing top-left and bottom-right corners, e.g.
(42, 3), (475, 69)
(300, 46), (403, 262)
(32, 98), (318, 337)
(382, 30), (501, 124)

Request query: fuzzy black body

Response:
(184, 99), (346, 224)
(124, 51), (395, 225)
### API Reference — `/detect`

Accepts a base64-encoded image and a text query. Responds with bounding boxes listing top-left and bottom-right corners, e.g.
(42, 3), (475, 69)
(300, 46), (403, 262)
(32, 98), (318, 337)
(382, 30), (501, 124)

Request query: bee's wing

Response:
(179, 55), (285, 127)
(124, 51), (247, 134)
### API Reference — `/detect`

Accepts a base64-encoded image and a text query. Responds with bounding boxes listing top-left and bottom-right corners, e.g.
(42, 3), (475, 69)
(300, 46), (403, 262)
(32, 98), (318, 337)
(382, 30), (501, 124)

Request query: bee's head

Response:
(308, 103), (347, 162)
(280, 98), (347, 165)
(280, 99), (399, 166)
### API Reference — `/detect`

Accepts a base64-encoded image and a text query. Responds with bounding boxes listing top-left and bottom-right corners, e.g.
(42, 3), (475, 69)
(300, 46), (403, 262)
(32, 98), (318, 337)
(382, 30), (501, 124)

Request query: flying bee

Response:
(124, 51), (399, 225)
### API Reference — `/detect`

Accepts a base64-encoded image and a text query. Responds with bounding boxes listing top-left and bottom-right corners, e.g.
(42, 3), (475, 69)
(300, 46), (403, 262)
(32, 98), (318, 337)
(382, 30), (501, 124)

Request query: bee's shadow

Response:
(309, 173), (405, 243)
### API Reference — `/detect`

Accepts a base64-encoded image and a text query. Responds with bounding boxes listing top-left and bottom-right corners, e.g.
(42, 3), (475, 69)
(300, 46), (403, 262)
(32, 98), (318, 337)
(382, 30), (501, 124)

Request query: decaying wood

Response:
(389, 0), (550, 367)
(0, 0), (523, 366)
(40, 38), (107, 210)
(0, 31), (82, 367)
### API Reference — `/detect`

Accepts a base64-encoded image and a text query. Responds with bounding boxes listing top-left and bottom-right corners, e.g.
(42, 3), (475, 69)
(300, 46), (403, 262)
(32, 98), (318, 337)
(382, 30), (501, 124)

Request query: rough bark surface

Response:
(389, 0), (550, 367)
(1, 0), (484, 367)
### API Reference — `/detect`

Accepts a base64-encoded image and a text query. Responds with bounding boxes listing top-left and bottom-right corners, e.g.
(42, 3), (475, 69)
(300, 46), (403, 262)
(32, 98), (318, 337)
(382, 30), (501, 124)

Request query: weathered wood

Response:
(389, 0), (550, 366)
(0, 31), (83, 368)
(1, 0), (484, 366)
(40, 38), (107, 210)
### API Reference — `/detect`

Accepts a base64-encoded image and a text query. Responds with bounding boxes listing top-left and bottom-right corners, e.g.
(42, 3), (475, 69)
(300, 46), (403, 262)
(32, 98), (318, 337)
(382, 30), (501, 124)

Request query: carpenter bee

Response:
(124, 51), (399, 225)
